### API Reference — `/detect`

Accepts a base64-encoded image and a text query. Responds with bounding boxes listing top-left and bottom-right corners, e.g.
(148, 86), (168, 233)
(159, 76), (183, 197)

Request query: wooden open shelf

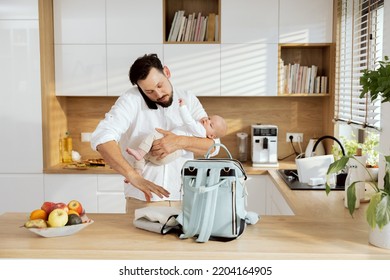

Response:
(278, 43), (333, 96)
(163, 0), (220, 43)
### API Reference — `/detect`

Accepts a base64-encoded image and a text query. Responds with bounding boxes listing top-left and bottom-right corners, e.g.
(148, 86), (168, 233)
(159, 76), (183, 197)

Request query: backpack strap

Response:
(196, 168), (221, 242)
(179, 168), (227, 241)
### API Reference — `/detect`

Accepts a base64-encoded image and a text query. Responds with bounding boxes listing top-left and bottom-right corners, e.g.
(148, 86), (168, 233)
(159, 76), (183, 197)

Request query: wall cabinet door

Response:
(279, 0), (333, 43)
(55, 45), (107, 96)
(44, 174), (98, 213)
(0, 174), (44, 213)
(221, 43), (278, 96)
(163, 44), (221, 96)
(53, 0), (106, 44)
(0, 18), (43, 173)
(97, 175), (126, 213)
(245, 175), (267, 215)
(106, 0), (162, 44)
(221, 0), (279, 44)
(107, 44), (163, 96)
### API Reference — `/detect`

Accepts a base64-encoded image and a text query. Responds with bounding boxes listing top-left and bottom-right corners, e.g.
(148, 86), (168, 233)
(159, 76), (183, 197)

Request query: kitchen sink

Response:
(277, 169), (345, 191)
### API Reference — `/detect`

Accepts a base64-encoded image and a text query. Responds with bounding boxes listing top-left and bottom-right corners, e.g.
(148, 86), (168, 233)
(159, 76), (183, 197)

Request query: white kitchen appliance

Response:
(251, 124), (278, 167)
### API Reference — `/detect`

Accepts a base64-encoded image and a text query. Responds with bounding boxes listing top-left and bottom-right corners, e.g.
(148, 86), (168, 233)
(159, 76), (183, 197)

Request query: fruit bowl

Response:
(25, 219), (94, 238)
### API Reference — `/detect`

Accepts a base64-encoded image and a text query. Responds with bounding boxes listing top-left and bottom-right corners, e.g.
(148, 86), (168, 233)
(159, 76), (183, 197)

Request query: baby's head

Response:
(201, 115), (228, 139)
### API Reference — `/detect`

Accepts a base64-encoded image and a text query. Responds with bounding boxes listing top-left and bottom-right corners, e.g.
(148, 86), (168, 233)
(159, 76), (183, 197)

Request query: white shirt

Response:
(91, 86), (218, 201)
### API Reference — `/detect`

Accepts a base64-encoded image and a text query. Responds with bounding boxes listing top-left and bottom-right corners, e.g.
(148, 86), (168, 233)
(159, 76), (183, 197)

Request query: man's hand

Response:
(150, 128), (181, 159)
(124, 171), (170, 202)
(96, 140), (170, 201)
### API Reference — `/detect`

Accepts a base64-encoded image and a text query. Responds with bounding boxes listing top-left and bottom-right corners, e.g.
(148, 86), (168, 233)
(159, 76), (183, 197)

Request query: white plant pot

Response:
(364, 167), (379, 182)
(369, 223), (390, 249)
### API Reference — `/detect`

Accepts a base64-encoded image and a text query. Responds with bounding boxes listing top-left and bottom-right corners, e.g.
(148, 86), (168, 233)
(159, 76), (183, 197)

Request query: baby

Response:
(126, 98), (227, 174)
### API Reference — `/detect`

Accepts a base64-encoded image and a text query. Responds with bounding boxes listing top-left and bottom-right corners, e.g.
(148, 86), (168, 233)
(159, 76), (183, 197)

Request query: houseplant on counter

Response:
(326, 155), (390, 248)
(325, 55), (390, 248)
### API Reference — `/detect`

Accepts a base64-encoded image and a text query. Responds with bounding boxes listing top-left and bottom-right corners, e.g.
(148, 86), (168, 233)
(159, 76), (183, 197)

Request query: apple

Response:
(67, 200), (83, 215)
(48, 209), (68, 227)
(53, 202), (69, 213)
(41, 201), (56, 214)
(68, 209), (80, 216)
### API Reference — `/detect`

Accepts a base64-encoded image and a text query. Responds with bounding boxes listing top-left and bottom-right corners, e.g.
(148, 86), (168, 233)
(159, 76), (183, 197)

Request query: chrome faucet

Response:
(311, 135), (346, 157)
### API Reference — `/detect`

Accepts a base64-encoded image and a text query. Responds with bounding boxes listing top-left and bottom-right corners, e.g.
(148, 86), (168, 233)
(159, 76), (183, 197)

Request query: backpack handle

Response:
(205, 143), (232, 159)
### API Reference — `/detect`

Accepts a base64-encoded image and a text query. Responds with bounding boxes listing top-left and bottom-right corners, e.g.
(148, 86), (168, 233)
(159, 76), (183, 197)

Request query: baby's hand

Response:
(178, 98), (184, 106)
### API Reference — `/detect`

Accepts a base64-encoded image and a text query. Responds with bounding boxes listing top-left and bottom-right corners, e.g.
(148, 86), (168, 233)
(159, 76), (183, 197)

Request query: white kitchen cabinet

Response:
(221, 43), (278, 96)
(266, 176), (294, 215)
(0, 17), (43, 173)
(0, 0), (38, 19)
(106, 0), (162, 44)
(44, 174), (98, 213)
(53, 0), (106, 44)
(107, 44), (163, 96)
(245, 175), (294, 216)
(97, 175), (126, 213)
(55, 45), (107, 96)
(163, 44), (221, 96)
(221, 0), (279, 44)
(245, 175), (267, 215)
(0, 175), (44, 213)
(279, 0), (333, 43)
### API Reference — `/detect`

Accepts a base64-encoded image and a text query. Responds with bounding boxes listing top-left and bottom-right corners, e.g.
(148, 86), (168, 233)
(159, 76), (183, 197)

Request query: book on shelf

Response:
(176, 15), (186, 42)
(167, 11), (179, 41)
(215, 15), (219, 41)
(207, 13), (216, 41)
(169, 10), (185, 42)
(280, 62), (328, 94)
(167, 11), (219, 42)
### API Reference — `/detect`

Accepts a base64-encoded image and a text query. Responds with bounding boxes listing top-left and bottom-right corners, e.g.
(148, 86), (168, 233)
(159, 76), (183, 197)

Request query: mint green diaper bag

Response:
(176, 143), (248, 243)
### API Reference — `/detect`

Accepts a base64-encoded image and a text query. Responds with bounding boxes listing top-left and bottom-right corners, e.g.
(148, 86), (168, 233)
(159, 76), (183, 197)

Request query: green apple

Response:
(48, 208), (68, 227)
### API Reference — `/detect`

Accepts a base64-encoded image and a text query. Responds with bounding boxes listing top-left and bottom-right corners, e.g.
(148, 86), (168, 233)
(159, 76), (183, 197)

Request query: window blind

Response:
(335, 0), (384, 130)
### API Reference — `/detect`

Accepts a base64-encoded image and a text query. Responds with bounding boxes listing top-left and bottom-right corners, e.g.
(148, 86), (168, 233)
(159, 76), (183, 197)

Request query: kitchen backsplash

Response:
(64, 96), (326, 164)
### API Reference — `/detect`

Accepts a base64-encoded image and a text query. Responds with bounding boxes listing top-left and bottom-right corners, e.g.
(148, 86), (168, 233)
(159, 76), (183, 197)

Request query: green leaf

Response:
(367, 192), (382, 228)
(376, 195), (390, 229)
(346, 182), (358, 216)
(326, 156), (350, 175)
(383, 156), (390, 194)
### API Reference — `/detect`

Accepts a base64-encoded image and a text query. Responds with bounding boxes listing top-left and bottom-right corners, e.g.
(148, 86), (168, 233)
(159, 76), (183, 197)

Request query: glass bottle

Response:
(62, 131), (73, 163)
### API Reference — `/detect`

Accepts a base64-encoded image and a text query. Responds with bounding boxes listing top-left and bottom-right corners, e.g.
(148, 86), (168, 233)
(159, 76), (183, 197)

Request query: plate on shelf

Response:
(25, 219), (94, 238)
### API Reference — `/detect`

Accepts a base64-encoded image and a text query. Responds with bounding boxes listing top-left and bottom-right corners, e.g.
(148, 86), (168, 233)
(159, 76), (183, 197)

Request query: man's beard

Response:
(156, 93), (173, 108)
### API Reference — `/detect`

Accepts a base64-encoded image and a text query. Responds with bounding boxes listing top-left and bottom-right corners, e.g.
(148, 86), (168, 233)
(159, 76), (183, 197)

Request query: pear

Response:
(24, 219), (48, 228)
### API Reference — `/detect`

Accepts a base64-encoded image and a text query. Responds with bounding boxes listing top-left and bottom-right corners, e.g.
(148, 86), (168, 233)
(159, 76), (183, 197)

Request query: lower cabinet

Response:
(43, 174), (126, 214)
(246, 175), (294, 216)
(0, 174), (44, 214)
(97, 175), (126, 213)
(44, 174), (98, 213)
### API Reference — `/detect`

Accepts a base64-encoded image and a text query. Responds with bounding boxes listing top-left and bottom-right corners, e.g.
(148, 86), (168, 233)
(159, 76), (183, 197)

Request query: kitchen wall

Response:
(65, 95), (325, 162)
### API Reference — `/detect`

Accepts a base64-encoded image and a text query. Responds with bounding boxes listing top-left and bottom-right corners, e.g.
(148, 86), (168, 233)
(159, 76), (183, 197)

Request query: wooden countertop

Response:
(4, 160), (390, 259)
(2, 161), (390, 259)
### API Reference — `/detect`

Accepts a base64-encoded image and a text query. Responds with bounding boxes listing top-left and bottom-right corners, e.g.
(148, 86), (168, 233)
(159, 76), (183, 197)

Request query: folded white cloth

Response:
(133, 206), (181, 234)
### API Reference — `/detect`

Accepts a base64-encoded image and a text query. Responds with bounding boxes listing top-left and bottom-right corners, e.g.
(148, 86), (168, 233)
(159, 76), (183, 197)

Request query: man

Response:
(91, 54), (219, 213)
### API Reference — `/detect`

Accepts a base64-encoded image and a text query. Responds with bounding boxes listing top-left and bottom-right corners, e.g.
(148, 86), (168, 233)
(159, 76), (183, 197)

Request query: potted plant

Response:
(326, 155), (390, 248)
(325, 55), (390, 248)
(360, 55), (390, 103)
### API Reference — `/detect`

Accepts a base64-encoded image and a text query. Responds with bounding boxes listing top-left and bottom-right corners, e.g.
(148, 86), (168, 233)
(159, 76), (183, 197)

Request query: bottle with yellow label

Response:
(62, 131), (73, 163)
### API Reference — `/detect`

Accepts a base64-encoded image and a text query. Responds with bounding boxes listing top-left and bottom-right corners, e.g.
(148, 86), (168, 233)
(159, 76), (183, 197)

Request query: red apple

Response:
(41, 201), (56, 215)
(67, 200), (83, 215)
(48, 209), (68, 227)
(53, 202), (69, 213)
